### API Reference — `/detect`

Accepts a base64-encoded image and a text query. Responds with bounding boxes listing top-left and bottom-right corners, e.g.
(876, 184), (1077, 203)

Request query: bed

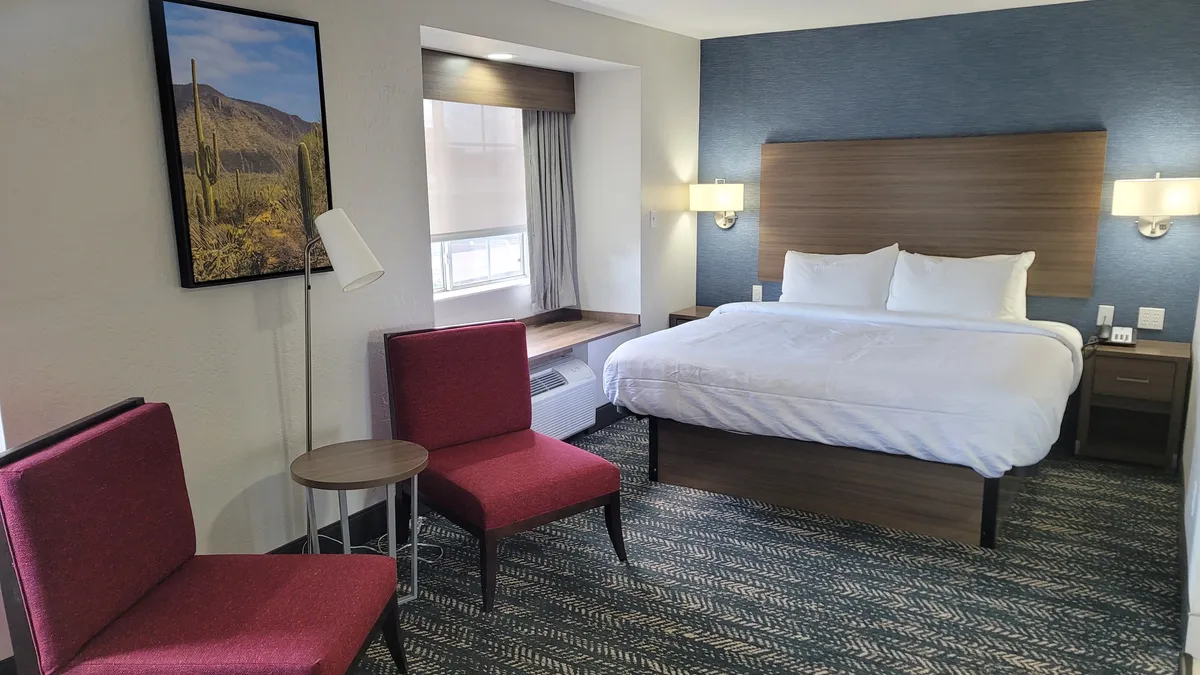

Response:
(605, 130), (1108, 547)
(605, 303), (1083, 545)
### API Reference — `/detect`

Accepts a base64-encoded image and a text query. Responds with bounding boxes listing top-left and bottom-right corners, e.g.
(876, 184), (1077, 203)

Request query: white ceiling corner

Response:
(420, 26), (635, 72)
(545, 0), (1095, 39)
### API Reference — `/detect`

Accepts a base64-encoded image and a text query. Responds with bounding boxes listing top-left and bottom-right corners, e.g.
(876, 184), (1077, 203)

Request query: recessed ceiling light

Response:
(486, 53), (517, 61)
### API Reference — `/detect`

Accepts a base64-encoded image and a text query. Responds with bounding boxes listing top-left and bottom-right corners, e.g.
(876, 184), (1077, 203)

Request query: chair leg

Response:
(480, 534), (499, 612)
(605, 492), (628, 562)
(381, 600), (408, 674)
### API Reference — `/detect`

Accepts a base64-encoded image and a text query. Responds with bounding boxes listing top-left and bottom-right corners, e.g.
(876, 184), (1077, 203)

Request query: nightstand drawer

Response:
(1093, 357), (1176, 402)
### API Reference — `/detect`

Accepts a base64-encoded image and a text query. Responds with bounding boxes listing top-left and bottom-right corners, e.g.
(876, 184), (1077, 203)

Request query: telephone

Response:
(1097, 321), (1137, 347)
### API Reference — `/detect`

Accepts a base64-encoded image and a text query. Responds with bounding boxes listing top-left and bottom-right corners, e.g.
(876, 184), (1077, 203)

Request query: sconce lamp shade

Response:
(690, 183), (745, 213)
(1113, 177), (1200, 217)
(314, 208), (385, 292)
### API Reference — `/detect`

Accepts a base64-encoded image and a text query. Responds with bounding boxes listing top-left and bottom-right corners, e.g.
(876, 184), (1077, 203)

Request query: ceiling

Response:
(545, 0), (1093, 39)
(421, 26), (634, 72)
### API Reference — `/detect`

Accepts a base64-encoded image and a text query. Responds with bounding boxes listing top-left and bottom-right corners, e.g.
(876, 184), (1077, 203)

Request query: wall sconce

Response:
(690, 179), (745, 229)
(1112, 173), (1200, 238)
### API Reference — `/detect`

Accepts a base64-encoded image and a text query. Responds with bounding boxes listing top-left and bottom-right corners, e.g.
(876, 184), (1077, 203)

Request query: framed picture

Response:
(148, 0), (333, 288)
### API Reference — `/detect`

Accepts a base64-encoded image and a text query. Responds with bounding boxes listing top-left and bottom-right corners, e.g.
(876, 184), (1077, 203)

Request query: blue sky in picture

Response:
(164, 2), (323, 123)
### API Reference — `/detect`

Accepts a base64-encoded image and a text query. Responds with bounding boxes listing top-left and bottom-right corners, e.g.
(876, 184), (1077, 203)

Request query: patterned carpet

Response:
(359, 418), (1182, 674)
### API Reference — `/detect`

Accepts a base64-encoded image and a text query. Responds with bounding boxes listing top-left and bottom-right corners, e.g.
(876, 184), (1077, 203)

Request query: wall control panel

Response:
(1137, 307), (1165, 331)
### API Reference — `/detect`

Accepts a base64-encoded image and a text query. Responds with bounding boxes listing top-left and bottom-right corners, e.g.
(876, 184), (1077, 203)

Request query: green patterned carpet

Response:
(359, 418), (1181, 674)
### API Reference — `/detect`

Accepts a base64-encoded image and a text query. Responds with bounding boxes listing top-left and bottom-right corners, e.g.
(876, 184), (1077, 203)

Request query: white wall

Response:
(1, 0), (433, 560)
(434, 283), (534, 327)
(1183, 288), (1200, 656)
(573, 69), (643, 315)
(0, 0), (697, 578)
(637, 55), (701, 331)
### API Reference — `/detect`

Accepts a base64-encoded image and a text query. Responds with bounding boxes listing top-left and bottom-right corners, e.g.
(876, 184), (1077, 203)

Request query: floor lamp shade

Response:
(314, 208), (385, 292)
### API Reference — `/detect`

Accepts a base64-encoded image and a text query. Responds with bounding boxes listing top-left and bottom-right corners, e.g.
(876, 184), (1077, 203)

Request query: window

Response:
(430, 231), (527, 293)
(424, 100), (528, 293)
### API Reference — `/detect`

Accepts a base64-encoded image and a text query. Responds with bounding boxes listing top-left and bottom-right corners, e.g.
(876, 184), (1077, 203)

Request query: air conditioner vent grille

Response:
(530, 370), (569, 397)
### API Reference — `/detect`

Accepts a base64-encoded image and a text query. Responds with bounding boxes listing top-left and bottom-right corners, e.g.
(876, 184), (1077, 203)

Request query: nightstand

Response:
(669, 306), (716, 328)
(1076, 340), (1191, 470)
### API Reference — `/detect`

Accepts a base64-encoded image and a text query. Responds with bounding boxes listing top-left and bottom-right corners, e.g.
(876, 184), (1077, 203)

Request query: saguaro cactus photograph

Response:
(152, 0), (332, 286)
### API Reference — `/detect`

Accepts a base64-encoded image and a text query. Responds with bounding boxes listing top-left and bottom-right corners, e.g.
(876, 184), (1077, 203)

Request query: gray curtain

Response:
(523, 110), (579, 312)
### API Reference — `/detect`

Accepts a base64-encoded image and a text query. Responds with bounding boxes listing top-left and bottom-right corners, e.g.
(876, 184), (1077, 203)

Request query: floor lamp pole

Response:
(304, 236), (320, 554)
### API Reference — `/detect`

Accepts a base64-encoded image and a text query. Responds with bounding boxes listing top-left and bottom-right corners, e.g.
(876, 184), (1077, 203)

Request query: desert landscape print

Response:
(158, 1), (330, 285)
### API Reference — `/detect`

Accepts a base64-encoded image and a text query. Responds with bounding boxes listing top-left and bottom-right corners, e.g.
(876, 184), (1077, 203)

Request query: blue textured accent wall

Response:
(697, 0), (1200, 342)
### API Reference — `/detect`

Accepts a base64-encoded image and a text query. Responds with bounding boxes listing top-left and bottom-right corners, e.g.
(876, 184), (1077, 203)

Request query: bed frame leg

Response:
(980, 477), (1000, 549)
(648, 417), (659, 482)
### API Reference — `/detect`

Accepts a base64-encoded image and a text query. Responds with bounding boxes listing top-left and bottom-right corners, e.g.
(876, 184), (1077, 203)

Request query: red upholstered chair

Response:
(0, 398), (407, 675)
(385, 321), (626, 611)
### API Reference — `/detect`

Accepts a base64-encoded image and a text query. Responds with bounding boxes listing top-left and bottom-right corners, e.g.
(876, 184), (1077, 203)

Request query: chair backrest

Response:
(0, 400), (197, 675)
(385, 322), (533, 451)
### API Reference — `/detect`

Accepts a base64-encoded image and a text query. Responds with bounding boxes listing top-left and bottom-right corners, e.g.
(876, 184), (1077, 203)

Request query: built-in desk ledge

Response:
(522, 309), (640, 361)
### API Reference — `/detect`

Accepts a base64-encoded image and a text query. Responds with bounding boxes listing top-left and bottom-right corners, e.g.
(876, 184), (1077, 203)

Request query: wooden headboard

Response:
(758, 131), (1108, 298)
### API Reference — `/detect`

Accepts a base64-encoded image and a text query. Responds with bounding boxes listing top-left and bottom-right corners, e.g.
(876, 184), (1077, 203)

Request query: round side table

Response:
(290, 439), (428, 604)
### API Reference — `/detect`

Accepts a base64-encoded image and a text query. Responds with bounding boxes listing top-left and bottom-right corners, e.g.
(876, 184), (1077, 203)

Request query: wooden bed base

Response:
(649, 418), (1032, 548)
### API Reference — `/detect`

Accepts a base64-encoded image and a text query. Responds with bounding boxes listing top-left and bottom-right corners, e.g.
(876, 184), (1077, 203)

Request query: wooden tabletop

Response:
(670, 306), (716, 319)
(526, 316), (639, 360)
(290, 439), (429, 491)
(1094, 339), (1191, 363)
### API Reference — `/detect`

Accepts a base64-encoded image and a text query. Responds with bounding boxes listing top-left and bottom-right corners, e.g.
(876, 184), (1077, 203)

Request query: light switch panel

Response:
(1138, 307), (1165, 331)
(752, 285), (763, 302)
(1096, 305), (1114, 327)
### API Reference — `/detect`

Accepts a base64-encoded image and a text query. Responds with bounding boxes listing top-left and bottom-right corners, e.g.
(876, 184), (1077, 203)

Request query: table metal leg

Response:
(306, 487), (319, 554)
(387, 483), (397, 558)
(338, 490), (351, 554)
(398, 474), (419, 604)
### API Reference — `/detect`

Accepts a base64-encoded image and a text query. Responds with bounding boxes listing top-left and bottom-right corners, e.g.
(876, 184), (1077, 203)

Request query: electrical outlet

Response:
(752, 285), (763, 302)
(1096, 305), (1114, 327)
(1138, 307), (1165, 331)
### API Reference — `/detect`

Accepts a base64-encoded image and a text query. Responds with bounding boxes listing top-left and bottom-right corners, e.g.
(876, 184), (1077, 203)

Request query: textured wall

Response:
(698, 0), (1200, 341)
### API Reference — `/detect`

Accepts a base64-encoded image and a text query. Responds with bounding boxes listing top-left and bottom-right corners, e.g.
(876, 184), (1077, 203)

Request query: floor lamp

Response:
(304, 208), (384, 553)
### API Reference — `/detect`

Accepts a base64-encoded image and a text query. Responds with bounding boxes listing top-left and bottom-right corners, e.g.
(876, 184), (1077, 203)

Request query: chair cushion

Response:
(60, 554), (398, 675)
(421, 429), (620, 530)
(386, 323), (532, 451)
(0, 403), (196, 675)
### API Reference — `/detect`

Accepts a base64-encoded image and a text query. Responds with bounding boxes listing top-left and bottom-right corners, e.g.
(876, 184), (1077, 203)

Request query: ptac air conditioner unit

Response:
(530, 358), (596, 440)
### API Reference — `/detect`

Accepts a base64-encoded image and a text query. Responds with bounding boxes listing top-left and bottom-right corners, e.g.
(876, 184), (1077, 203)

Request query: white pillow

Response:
(886, 251), (1035, 320)
(780, 244), (900, 309)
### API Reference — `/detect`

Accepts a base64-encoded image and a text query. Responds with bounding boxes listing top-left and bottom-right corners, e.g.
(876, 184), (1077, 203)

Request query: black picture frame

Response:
(148, 0), (334, 288)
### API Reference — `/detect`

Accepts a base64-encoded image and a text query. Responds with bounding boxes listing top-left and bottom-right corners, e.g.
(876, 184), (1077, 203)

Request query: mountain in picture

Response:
(157, 0), (331, 285)
(176, 61), (329, 283)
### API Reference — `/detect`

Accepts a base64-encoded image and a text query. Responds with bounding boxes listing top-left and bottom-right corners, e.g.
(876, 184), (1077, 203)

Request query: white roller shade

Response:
(424, 100), (528, 241)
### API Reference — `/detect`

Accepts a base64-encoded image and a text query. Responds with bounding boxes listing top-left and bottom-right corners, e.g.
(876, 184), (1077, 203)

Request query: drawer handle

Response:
(1115, 376), (1151, 384)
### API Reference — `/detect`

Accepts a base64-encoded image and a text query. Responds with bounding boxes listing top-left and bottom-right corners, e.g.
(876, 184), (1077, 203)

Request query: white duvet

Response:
(603, 303), (1083, 478)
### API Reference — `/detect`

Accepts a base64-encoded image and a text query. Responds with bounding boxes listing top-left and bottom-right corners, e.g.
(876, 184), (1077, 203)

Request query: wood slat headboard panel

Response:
(759, 131), (1108, 298)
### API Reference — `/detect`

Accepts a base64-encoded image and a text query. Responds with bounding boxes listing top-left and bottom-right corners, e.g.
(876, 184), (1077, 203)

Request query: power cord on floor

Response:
(302, 515), (445, 563)
(370, 516), (445, 563)
(301, 533), (393, 555)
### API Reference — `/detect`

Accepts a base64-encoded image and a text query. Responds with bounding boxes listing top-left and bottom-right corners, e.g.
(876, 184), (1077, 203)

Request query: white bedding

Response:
(603, 303), (1083, 478)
